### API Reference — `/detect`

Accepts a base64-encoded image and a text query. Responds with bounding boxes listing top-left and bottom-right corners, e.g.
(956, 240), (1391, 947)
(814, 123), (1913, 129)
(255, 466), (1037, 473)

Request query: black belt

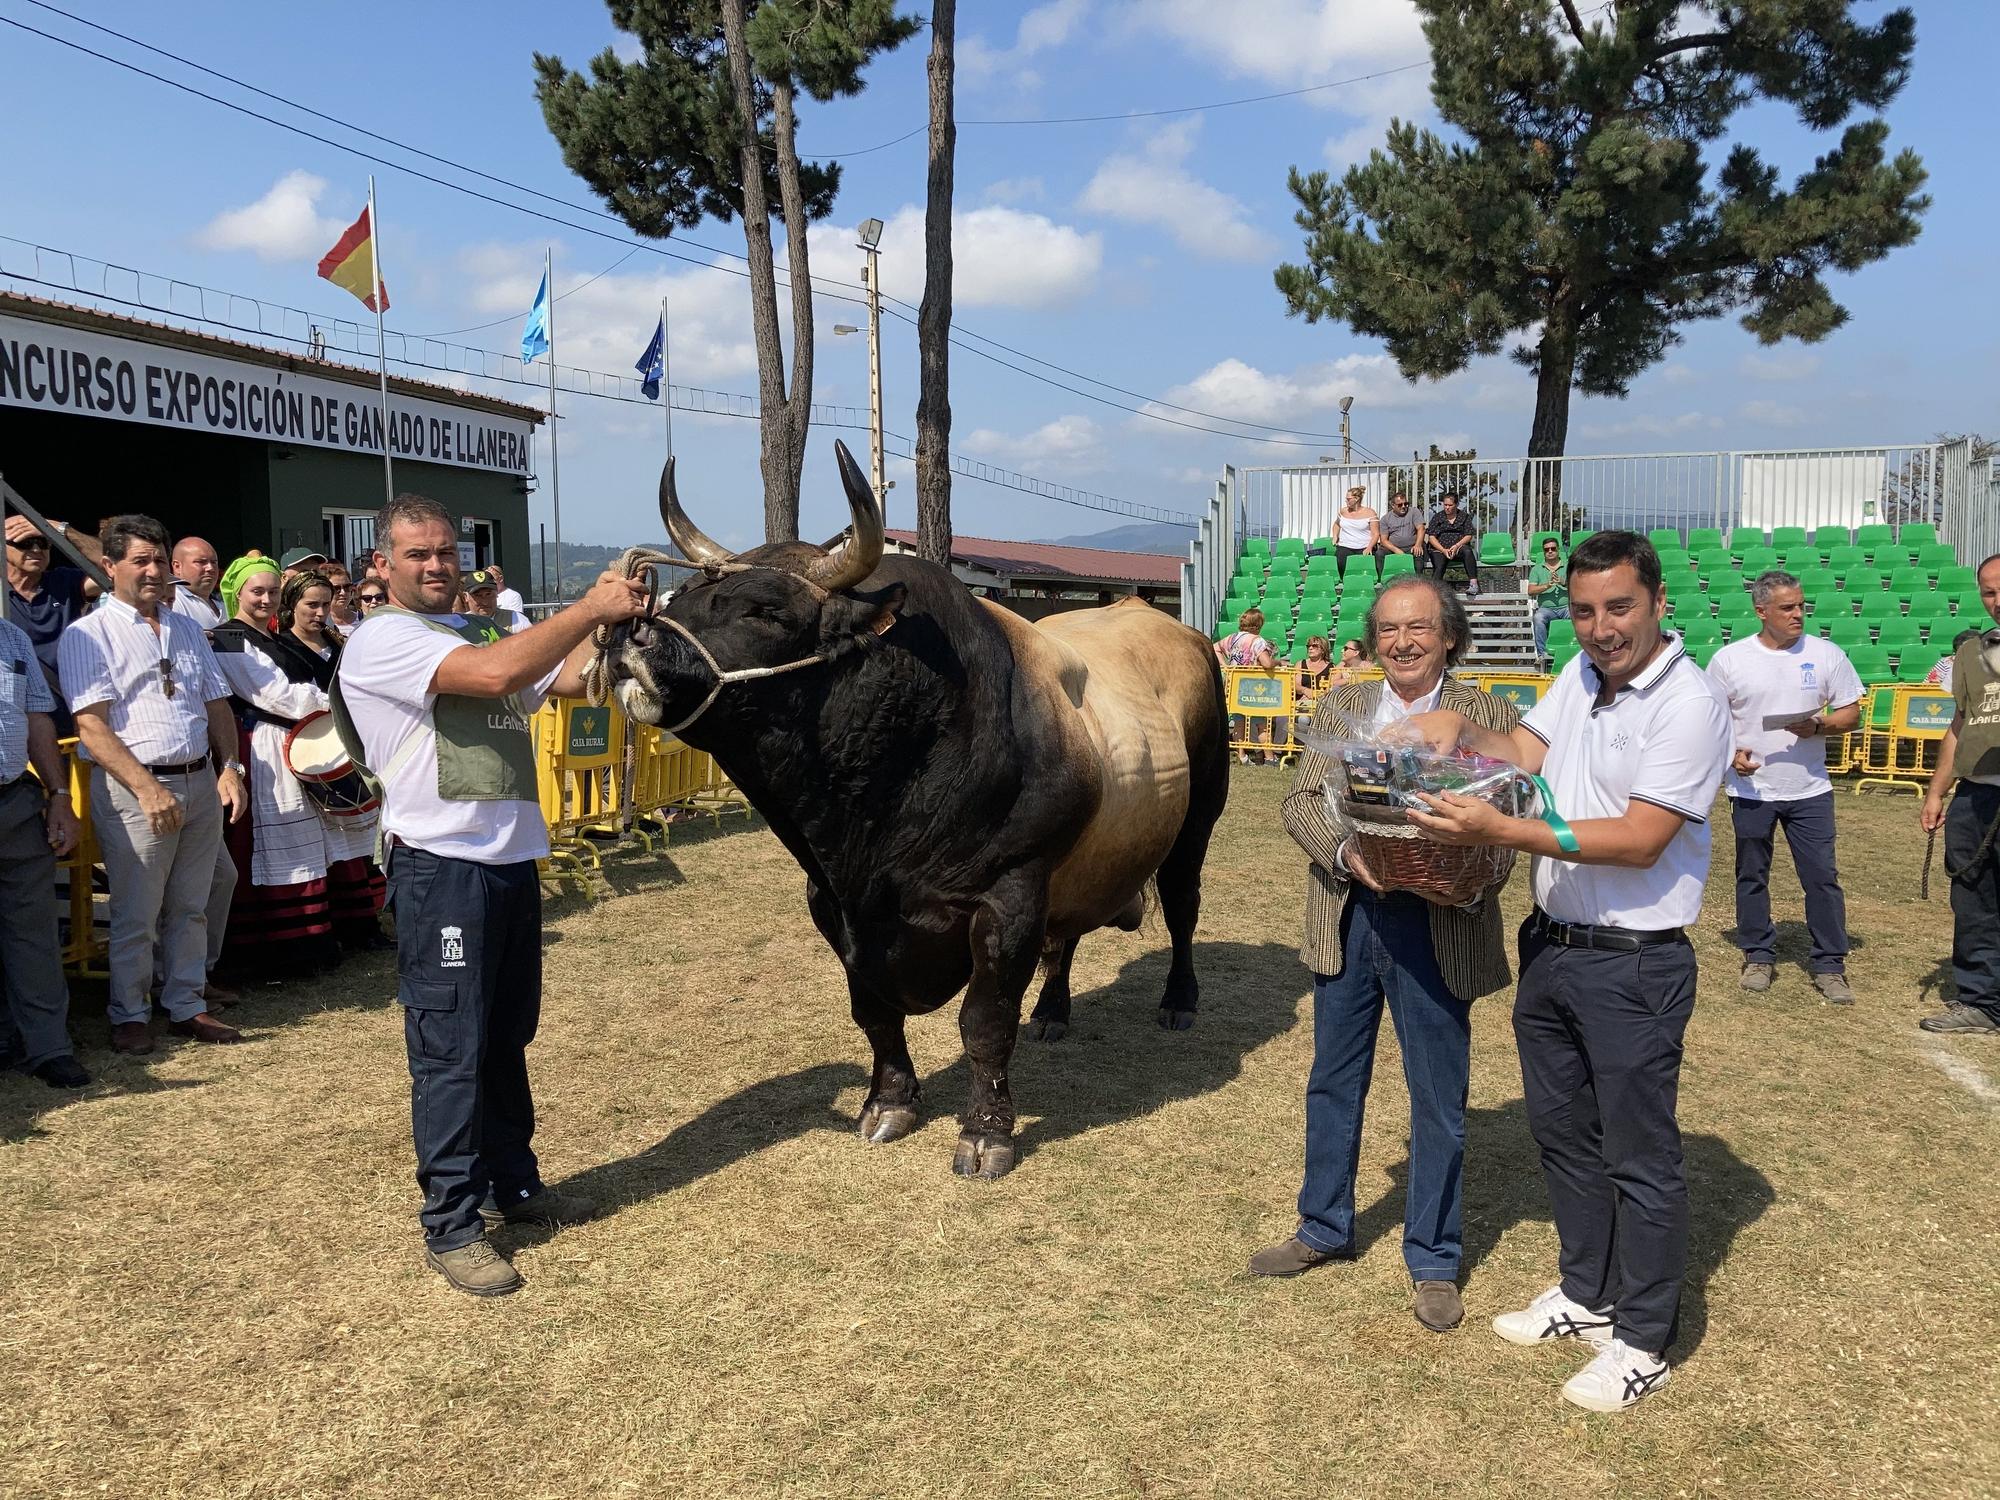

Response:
(145, 755), (210, 776)
(1529, 909), (1684, 951)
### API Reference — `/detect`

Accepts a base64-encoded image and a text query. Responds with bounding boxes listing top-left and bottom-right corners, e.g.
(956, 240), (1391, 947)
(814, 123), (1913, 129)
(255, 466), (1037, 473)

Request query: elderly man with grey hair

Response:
(1250, 574), (1520, 1333)
(1705, 569), (1864, 1004)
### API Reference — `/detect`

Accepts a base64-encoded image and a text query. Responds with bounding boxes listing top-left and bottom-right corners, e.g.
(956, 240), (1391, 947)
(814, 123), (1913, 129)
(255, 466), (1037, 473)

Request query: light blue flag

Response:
(520, 269), (551, 364)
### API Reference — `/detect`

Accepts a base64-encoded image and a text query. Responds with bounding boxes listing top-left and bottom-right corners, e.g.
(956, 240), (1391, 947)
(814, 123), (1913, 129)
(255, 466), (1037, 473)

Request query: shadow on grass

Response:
(536, 940), (1308, 1229)
(1354, 1098), (1775, 1358)
(0, 1067), (208, 1144)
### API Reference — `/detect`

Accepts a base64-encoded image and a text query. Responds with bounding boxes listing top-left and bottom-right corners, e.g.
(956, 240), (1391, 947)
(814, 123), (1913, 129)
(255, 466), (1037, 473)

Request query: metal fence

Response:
(1183, 443), (1969, 628)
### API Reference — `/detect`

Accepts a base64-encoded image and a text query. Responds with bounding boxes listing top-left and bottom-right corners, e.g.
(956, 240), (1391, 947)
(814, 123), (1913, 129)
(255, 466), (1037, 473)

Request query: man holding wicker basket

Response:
(1249, 575), (1521, 1337)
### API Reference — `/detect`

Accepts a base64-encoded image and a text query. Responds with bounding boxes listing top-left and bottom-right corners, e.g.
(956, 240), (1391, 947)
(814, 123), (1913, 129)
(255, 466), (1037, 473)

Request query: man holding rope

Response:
(335, 492), (647, 1297)
(1918, 554), (2000, 1037)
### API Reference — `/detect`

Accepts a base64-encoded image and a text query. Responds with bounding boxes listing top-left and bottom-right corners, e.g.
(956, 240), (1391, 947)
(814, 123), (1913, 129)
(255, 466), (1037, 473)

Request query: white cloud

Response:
(1147, 351), (1484, 431)
(960, 0), (1089, 89)
(195, 171), (346, 262)
(962, 415), (1105, 470)
(812, 205), (1102, 310)
(982, 176), (1046, 205)
(1739, 351), (1822, 382)
(1077, 120), (1276, 262)
(1657, 363), (1699, 386)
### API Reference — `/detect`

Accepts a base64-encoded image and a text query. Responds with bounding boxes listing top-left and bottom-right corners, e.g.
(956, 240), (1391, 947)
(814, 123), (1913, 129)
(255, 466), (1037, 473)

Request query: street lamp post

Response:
(1338, 394), (1354, 464)
(857, 217), (887, 512)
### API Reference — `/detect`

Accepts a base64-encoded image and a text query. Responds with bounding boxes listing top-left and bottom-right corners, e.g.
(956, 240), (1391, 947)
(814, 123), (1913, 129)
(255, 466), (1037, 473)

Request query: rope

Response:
(581, 546), (681, 709)
(1925, 787), (2000, 900)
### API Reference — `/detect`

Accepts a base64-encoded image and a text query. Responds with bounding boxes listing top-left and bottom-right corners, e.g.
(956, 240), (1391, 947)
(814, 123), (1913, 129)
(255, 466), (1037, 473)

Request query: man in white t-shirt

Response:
(336, 492), (645, 1298)
(1404, 531), (1729, 1414)
(1705, 571), (1864, 1005)
(489, 563), (526, 615)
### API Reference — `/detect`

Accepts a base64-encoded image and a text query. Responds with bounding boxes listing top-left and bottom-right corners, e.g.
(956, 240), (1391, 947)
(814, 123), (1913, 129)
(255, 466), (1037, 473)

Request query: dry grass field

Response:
(2, 770), (1994, 1499)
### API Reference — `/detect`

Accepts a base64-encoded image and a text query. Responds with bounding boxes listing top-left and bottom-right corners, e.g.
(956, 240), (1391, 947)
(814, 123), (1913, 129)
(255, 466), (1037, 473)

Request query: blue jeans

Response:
(1731, 792), (1847, 974)
(1297, 889), (1473, 1280)
(1533, 605), (1565, 657)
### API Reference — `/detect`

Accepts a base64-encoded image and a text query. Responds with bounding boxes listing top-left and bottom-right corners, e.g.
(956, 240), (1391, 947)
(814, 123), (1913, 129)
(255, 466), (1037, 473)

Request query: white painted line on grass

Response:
(1919, 1040), (2000, 1108)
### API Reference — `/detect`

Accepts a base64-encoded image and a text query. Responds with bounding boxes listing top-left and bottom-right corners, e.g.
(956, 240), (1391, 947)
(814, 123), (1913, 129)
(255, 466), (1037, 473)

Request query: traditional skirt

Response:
(221, 721), (335, 963)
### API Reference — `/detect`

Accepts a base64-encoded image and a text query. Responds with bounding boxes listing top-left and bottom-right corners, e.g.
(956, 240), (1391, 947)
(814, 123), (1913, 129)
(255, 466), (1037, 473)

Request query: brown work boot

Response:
(169, 1012), (243, 1045)
(480, 1187), (600, 1232)
(1739, 961), (1774, 993)
(1247, 1235), (1347, 1278)
(426, 1236), (523, 1298)
(1413, 1280), (1464, 1332)
(110, 1021), (155, 1055)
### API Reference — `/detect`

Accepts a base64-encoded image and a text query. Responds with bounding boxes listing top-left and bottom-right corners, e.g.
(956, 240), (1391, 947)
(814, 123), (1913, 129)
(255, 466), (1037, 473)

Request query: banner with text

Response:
(0, 313), (535, 476)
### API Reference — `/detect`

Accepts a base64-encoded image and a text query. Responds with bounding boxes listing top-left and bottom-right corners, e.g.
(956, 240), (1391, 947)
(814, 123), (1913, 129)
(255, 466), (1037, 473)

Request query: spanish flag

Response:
(316, 205), (388, 313)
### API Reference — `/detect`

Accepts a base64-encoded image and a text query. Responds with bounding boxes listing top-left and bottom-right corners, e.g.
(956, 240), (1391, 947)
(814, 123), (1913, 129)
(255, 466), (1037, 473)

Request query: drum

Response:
(282, 710), (380, 820)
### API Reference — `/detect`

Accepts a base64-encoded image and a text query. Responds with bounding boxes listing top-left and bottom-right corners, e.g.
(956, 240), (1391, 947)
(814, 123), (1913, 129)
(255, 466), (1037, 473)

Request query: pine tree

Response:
(534, 1), (918, 542)
(1276, 0), (1929, 503)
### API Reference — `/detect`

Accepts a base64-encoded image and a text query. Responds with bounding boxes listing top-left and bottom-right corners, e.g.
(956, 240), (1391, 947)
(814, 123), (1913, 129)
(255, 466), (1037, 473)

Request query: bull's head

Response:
(609, 440), (904, 733)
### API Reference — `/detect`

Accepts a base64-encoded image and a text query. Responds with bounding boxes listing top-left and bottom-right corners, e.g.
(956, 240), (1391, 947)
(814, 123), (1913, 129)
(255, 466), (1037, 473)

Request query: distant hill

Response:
(1035, 521), (1197, 555)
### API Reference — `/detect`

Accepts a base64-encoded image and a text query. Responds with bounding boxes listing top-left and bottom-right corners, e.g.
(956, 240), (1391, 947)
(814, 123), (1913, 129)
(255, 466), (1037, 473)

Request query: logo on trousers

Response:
(440, 925), (466, 967)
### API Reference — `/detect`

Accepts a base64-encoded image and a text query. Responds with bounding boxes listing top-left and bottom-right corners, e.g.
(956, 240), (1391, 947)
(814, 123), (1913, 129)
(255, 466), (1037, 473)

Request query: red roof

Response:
(884, 529), (1182, 587)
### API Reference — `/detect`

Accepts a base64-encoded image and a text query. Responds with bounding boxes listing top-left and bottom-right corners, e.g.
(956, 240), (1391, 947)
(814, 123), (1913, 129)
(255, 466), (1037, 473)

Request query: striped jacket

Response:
(1279, 674), (1521, 1001)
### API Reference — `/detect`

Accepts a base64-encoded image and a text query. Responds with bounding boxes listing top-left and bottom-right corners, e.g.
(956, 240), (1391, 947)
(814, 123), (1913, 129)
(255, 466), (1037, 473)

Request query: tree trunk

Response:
(771, 75), (813, 541)
(914, 0), (956, 567)
(1526, 307), (1576, 535)
(719, 0), (798, 543)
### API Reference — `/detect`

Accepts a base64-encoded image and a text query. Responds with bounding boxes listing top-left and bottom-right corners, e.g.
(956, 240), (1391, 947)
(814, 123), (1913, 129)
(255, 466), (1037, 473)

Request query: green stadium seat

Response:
(1662, 570), (1703, 602)
(1550, 642), (1582, 674)
(1826, 618), (1869, 650)
(1894, 653), (1939, 684)
(1547, 620), (1578, 649)
(1728, 530), (1769, 557)
(1308, 535), (1334, 555)
(1222, 597), (1256, 622)
(1866, 544), (1914, 571)
(1938, 565), (1977, 594)
(1888, 566), (1930, 601)
(1530, 529), (1563, 553)
(1858, 593), (1902, 622)
(1779, 547), (1820, 576)
(1213, 618), (1234, 641)
(1478, 533), (1518, 566)
(1912, 601), (1956, 641)
(1916, 543), (1957, 575)
(1842, 567), (1886, 595)
(1676, 617), (1721, 646)
(1274, 537), (1306, 557)
(1798, 567), (1838, 598)
(1811, 525), (1850, 551)
(1656, 547), (1692, 572)
(1875, 617), (1923, 653)
(1854, 523), (1893, 549)
(1738, 547), (1780, 575)
(1825, 544), (1865, 572)
(1898, 523), (1938, 548)
(1648, 527), (1683, 552)
(1688, 527), (1725, 552)
(1242, 536), (1271, 555)
(1693, 548), (1734, 576)
(1714, 596), (1758, 624)
(1380, 554), (1416, 579)
(1301, 574), (1339, 600)
(1847, 646), (1891, 684)
(1569, 530), (1596, 549)
(1771, 526), (1810, 551)
(1304, 553), (1341, 575)
(1688, 641), (1721, 669)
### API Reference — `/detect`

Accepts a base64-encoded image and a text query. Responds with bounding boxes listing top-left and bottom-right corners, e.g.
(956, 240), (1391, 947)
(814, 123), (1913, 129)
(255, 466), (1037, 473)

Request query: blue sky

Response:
(2, 0), (1991, 550)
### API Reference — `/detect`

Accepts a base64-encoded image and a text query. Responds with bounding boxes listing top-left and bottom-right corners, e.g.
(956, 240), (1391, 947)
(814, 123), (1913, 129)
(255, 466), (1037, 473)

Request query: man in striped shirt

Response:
(58, 515), (248, 1055)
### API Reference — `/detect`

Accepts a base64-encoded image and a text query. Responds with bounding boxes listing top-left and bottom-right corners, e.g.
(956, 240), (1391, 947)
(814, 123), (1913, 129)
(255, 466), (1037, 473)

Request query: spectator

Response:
(355, 579), (389, 615)
(489, 564), (526, 614)
(283, 571), (344, 674)
(1215, 607), (1278, 765)
(1706, 571), (1865, 1005)
(1334, 487), (1378, 579)
(1919, 556), (2000, 1036)
(279, 546), (328, 583)
(211, 557), (382, 968)
(167, 537), (225, 631)
(324, 564), (360, 632)
(1251, 576), (1519, 1336)
(5, 513), (104, 735)
(0, 613), (87, 1088)
(1375, 492), (1424, 565)
(464, 570), (531, 633)
(1422, 494), (1476, 593)
(58, 515), (248, 1053)
(1926, 628), (1979, 693)
(1527, 536), (1568, 663)
(1295, 635), (1336, 732)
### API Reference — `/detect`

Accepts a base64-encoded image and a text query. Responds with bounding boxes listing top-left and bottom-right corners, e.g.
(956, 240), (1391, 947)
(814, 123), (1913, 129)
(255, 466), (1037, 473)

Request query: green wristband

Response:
(1528, 773), (1580, 854)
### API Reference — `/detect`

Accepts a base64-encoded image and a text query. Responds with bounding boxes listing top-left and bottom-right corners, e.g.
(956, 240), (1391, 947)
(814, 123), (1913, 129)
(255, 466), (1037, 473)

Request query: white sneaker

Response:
(1561, 1338), (1671, 1412)
(1491, 1284), (1615, 1347)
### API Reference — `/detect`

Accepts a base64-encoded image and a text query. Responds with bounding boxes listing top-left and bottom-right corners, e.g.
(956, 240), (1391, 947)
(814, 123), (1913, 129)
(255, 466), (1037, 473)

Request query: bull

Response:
(606, 442), (1229, 1177)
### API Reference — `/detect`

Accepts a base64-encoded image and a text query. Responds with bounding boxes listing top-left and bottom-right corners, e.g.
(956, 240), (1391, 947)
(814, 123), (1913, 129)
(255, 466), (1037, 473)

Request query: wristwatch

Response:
(221, 758), (246, 776)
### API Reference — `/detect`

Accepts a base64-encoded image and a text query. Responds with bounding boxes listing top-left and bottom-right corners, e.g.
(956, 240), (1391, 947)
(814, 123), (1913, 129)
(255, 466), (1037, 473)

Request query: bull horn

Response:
(804, 440), (884, 590)
(659, 456), (732, 567)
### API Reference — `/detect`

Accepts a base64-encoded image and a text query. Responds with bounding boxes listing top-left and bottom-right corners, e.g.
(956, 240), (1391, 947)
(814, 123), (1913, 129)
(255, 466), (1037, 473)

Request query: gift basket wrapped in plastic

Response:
(1307, 722), (1541, 906)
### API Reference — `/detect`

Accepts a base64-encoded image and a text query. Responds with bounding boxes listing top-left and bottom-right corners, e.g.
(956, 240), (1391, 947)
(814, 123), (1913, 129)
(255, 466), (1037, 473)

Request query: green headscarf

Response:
(219, 554), (280, 622)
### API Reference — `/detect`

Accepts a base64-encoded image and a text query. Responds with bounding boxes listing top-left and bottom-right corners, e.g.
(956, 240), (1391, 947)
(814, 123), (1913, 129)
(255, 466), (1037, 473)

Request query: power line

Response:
(406, 247), (640, 339)
(3, 3), (1367, 451)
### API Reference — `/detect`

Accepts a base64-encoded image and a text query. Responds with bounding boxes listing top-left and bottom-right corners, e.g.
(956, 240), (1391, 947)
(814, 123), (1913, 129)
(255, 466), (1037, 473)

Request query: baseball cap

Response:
(466, 569), (497, 592)
(280, 546), (328, 570)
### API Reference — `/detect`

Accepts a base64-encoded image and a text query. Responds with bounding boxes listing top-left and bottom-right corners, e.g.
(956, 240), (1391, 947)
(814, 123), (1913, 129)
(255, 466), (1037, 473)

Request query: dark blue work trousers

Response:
(1730, 792), (1848, 974)
(1947, 781), (2000, 1022)
(389, 844), (545, 1252)
(1513, 924), (1696, 1356)
(1296, 889), (1473, 1281)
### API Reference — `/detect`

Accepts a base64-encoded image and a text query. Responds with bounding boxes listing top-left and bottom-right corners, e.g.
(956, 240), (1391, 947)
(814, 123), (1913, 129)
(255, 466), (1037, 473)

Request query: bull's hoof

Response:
(859, 1102), (920, 1145)
(951, 1131), (1017, 1179)
(1026, 1016), (1068, 1043)
(1158, 1007), (1197, 1032)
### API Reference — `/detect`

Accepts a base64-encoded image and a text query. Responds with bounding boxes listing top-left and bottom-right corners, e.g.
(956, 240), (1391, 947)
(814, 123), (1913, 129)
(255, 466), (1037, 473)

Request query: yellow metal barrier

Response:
(1225, 666), (1296, 763)
(49, 738), (107, 976)
(1463, 670), (1550, 714)
(1852, 684), (1954, 795)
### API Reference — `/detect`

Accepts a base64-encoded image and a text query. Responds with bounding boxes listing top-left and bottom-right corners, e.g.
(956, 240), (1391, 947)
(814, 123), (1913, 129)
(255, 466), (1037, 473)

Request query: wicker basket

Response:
(1340, 796), (1510, 907)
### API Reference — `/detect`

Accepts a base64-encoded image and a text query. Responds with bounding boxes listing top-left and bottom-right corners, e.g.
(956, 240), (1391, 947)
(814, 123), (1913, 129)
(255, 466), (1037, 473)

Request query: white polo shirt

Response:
(1706, 633), (1864, 802)
(1521, 633), (1731, 929)
(57, 595), (232, 765)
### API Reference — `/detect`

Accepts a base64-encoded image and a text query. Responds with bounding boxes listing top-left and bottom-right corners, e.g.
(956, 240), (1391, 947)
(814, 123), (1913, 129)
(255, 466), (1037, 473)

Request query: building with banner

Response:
(0, 292), (543, 580)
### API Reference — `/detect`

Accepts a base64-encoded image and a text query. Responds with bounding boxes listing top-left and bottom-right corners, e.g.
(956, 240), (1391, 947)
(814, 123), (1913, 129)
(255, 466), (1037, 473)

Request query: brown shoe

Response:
(1247, 1235), (1348, 1278)
(1413, 1280), (1464, 1332)
(427, 1236), (523, 1297)
(110, 1021), (155, 1055)
(202, 980), (242, 1004)
(169, 1012), (243, 1045)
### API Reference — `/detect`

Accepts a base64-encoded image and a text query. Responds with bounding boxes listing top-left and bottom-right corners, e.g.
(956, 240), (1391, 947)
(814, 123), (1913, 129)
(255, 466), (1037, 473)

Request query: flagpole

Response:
(661, 294), (672, 460)
(367, 176), (394, 507)
(545, 247), (563, 601)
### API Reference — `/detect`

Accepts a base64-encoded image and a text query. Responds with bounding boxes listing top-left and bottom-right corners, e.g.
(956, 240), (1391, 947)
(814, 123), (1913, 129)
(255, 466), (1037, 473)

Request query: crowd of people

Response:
(0, 511), (531, 1089)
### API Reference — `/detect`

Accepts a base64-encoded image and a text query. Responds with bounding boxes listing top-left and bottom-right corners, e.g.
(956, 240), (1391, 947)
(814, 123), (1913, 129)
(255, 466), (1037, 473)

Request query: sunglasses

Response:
(158, 656), (176, 700)
(357, 593), (386, 606)
(7, 537), (50, 553)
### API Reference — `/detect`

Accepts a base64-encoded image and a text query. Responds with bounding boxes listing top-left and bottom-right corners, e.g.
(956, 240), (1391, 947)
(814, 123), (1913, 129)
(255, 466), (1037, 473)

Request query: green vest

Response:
(1953, 634), (2000, 783)
(330, 607), (540, 804)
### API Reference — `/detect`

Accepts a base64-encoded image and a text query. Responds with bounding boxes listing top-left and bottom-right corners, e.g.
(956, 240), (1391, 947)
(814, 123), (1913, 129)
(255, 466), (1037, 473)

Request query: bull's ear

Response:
(820, 581), (906, 644)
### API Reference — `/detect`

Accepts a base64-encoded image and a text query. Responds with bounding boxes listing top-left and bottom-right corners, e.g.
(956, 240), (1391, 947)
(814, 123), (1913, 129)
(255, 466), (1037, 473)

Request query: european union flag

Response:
(521, 269), (551, 365)
(635, 315), (665, 400)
